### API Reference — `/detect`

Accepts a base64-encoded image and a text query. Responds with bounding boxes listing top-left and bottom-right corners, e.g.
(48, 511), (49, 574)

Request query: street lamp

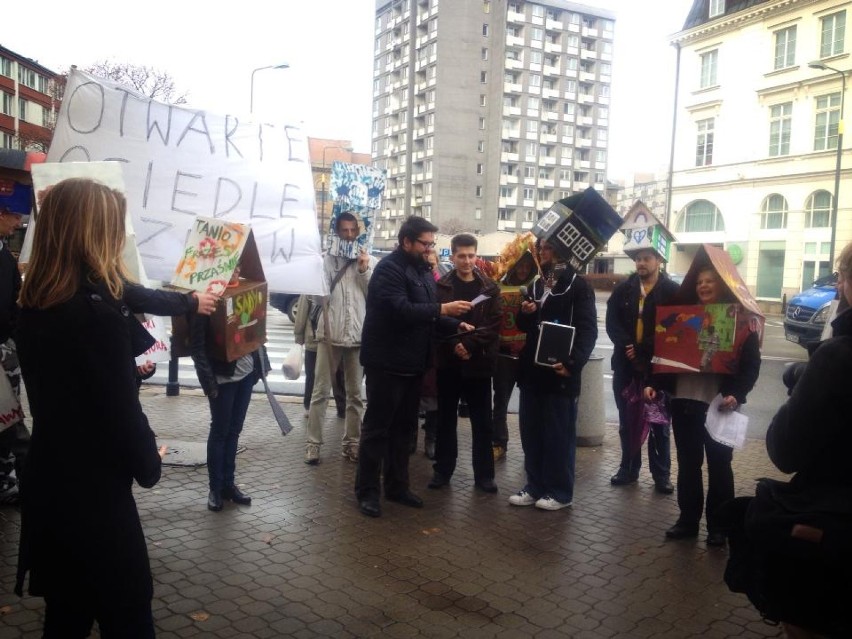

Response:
(319, 145), (353, 235)
(808, 61), (846, 270)
(249, 63), (289, 114)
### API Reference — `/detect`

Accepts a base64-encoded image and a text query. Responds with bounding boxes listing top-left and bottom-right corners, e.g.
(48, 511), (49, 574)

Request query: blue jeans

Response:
(207, 374), (254, 492)
(518, 390), (578, 504)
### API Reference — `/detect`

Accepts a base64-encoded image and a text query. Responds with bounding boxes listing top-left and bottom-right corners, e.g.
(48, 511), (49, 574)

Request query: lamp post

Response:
(319, 145), (353, 236)
(809, 61), (846, 270)
(249, 63), (289, 114)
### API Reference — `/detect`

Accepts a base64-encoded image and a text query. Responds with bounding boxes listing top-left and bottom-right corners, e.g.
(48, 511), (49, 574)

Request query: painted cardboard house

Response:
(620, 200), (675, 262)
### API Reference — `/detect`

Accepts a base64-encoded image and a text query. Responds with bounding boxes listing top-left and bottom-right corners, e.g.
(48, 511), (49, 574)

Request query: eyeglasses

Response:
(414, 239), (436, 249)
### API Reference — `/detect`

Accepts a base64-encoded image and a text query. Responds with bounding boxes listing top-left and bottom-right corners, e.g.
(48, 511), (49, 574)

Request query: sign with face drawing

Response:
(325, 161), (384, 259)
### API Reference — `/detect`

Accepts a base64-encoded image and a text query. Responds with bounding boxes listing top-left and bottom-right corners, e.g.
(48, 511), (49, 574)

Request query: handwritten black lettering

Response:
(58, 146), (91, 161)
(142, 161), (153, 208)
(137, 217), (175, 258)
(177, 111), (215, 154)
(171, 172), (202, 215)
(116, 88), (149, 137)
(279, 184), (300, 219)
(270, 227), (295, 264)
(147, 100), (173, 145)
(213, 178), (242, 218)
(284, 125), (307, 162)
(224, 115), (243, 159)
(66, 81), (104, 134)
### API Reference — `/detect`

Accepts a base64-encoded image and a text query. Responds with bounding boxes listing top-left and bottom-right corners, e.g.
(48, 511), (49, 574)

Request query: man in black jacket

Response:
(606, 248), (680, 493)
(355, 217), (471, 518)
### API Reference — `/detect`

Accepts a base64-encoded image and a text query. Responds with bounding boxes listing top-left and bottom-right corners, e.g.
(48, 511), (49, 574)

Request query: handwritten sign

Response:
(172, 217), (249, 294)
(326, 161), (384, 258)
(45, 69), (325, 295)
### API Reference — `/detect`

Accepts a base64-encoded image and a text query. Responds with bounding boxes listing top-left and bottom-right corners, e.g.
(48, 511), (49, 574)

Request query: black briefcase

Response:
(534, 321), (575, 368)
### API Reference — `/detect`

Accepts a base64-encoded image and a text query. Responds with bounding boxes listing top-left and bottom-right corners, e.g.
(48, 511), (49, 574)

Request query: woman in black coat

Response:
(15, 178), (163, 637)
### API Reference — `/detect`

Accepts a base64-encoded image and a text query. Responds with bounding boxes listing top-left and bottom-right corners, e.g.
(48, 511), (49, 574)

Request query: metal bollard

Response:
(576, 355), (604, 446)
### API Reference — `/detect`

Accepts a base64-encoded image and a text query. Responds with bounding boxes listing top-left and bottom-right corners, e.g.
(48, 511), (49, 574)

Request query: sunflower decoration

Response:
(491, 232), (540, 285)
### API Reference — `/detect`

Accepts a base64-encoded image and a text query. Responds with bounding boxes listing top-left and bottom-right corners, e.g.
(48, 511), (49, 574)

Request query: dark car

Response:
(269, 293), (300, 323)
(783, 272), (838, 349)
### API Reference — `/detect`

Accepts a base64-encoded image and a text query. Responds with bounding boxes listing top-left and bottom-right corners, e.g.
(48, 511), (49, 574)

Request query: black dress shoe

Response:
(223, 485), (252, 505)
(475, 478), (498, 493)
(427, 472), (450, 489)
(706, 531), (727, 547)
(207, 490), (223, 512)
(665, 522), (699, 539)
(359, 498), (381, 518)
(610, 471), (638, 486)
(654, 479), (674, 495)
(386, 490), (423, 508)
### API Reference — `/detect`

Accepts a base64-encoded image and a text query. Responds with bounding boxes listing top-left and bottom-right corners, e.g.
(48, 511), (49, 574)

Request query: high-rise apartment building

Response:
(372, 0), (615, 247)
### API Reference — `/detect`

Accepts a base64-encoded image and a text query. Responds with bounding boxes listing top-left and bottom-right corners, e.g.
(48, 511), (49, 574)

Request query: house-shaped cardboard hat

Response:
(620, 200), (676, 263)
(531, 187), (622, 273)
(171, 217), (267, 362)
(652, 244), (764, 375)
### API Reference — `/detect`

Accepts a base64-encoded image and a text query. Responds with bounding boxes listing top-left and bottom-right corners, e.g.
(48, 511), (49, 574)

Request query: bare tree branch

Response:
(83, 60), (189, 104)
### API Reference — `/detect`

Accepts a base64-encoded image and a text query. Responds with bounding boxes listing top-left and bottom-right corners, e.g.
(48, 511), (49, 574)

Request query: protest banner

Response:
(326, 160), (384, 259)
(44, 68), (324, 295)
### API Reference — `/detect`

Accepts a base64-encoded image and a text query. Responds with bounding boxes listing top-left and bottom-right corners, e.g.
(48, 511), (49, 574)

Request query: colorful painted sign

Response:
(327, 161), (384, 259)
(172, 217), (250, 295)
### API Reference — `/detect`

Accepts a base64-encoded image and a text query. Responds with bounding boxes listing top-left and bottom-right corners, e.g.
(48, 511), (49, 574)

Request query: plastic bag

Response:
(281, 344), (303, 380)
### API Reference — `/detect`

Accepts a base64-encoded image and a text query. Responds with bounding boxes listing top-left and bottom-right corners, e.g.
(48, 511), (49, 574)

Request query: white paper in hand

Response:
(705, 394), (748, 449)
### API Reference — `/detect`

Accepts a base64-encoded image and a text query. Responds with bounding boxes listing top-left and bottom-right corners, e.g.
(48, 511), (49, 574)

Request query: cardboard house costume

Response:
(172, 217), (267, 362)
(620, 200), (675, 263)
(652, 244), (764, 375)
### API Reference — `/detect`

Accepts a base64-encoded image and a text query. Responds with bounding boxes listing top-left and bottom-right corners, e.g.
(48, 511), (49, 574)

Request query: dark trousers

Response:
(671, 398), (734, 531)
(434, 369), (494, 482)
(518, 389), (578, 504)
(491, 355), (519, 448)
(207, 374), (255, 492)
(613, 373), (670, 481)
(303, 349), (345, 413)
(43, 592), (155, 639)
(356, 368), (422, 500)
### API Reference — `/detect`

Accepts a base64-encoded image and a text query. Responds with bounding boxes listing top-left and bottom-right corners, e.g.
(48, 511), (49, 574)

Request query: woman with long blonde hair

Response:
(14, 178), (162, 637)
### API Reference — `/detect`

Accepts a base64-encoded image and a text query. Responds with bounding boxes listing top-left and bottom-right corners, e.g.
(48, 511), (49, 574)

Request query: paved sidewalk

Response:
(0, 387), (787, 638)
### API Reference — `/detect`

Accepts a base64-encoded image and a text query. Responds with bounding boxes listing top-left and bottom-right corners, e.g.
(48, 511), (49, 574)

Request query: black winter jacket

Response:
(0, 244), (21, 344)
(516, 270), (598, 397)
(606, 272), (679, 381)
(434, 269), (502, 377)
(360, 248), (457, 375)
(767, 308), (852, 487)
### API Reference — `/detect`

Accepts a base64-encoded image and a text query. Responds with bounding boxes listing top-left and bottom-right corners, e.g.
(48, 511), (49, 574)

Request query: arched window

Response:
(676, 200), (725, 232)
(761, 194), (788, 229)
(805, 190), (832, 228)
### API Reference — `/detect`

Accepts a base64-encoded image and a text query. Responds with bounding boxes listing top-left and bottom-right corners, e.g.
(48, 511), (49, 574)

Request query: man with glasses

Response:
(356, 216), (472, 518)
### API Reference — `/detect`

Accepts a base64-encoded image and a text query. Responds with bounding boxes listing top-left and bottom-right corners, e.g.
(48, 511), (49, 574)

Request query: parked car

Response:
(269, 293), (300, 323)
(783, 272), (838, 349)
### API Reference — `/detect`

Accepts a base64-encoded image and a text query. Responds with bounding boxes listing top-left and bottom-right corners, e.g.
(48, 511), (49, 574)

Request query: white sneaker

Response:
(534, 496), (572, 511)
(304, 443), (320, 465)
(508, 490), (536, 506)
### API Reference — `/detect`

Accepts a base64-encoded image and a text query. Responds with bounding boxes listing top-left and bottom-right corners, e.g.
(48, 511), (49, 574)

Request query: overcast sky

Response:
(4, 0), (694, 180)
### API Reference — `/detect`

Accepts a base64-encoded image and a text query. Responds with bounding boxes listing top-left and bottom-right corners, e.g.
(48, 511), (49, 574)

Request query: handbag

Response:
(281, 343), (303, 380)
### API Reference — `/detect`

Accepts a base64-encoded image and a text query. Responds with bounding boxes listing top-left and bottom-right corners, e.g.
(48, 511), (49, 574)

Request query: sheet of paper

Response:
(705, 394), (749, 449)
(470, 293), (490, 306)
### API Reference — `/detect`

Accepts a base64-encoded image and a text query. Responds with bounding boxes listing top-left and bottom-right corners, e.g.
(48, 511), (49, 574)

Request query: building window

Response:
(526, 120), (538, 134)
(1, 92), (12, 116)
(530, 50), (543, 66)
(480, 94), (486, 106)
(709, 0), (725, 18)
(700, 49), (718, 88)
(532, 28), (544, 42)
(500, 187), (513, 198)
(498, 209), (512, 220)
(18, 66), (36, 88)
(773, 26), (796, 70)
(814, 93), (841, 151)
(481, 47), (489, 61)
(0, 57), (11, 78)
(476, 185), (483, 197)
(761, 194), (788, 229)
(563, 103), (575, 116)
(595, 149), (607, 164)
(475, 207), (482, 219)
(477, 163), (483, 174)
(525, 141), (537, 156)
(678, 200), (725, 232)
(527, 96), (539, 110)
(478, 140), (485, 152)
(529, 74), (541, 88)
(805, 190), (832, 228)
(1, 133), (14, 149)
(482, 23), (489, 36)
(480, 71), (487, 83)
(769, 102), (792, 156)
(18, 98), (27, 123)
(820, 10), (846, 59)
(523, 187), (535, 200)
(479, 117), (486, 129)
(696, 118), (714, 166)
(483, 1), (490, 14)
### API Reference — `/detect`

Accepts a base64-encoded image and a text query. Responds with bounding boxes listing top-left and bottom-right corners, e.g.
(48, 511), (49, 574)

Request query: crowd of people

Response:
(3, 180), (848, 637)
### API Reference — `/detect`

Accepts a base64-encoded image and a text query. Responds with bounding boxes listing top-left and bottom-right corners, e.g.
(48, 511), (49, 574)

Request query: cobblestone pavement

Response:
(0, 387), (787, 638)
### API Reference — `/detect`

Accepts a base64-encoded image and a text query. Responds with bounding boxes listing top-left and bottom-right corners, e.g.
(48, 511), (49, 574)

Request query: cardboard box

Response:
(652, 244), (764, 375)
(171, 217), (267, 362)
(531, 187), (622, 272)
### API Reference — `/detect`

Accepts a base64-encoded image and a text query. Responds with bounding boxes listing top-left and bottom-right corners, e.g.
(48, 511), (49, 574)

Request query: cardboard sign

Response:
(497, 287), (527, 357)
(172, 217), (254, 295)
(0, 372), (23, 433)
(652, 303), (762, 374)
(532, 187), (622, 272)
(43, 68), (324, 295)
(326, 161), (384, 258)
(620, 201), (676, 262)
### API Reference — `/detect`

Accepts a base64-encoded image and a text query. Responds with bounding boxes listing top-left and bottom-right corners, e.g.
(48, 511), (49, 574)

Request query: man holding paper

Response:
(428, 234), (501, 493)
